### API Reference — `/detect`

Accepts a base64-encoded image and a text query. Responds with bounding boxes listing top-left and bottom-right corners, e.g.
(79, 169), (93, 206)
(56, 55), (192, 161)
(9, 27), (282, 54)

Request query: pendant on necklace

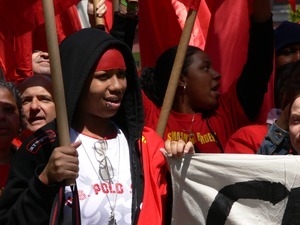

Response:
(188, 133), (195, 139)
(108, 211), (117, 225)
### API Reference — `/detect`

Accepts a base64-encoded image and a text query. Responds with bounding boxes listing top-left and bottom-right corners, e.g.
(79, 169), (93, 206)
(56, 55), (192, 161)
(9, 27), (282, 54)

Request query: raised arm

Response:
(87, 0), (138, 50)
(236, 0), (274, 121)
(110, 1), (138, 50)
(252, 0), (272, 22)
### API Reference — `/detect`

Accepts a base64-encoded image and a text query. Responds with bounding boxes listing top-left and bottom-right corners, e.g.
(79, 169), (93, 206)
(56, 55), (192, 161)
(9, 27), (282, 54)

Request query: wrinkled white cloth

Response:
(169, 154), (300, 225)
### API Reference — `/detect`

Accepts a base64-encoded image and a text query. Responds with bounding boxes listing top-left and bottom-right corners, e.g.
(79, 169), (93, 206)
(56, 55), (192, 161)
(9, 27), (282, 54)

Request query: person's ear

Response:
(178, 75), (187, 87)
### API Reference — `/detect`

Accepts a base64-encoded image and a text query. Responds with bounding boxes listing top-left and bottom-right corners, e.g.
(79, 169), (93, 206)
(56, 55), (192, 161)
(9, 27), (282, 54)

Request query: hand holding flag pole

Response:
(41, 0), (75, 186)
(156, 0), (201, 137)
(93, 0), (105, 28)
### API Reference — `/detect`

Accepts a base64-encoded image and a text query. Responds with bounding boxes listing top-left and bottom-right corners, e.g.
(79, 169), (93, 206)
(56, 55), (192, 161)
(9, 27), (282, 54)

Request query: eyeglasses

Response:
(94, 140), (114, 183)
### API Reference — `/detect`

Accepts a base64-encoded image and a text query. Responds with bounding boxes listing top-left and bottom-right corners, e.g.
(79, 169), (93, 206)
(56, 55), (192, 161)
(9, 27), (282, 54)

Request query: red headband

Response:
(95, 49), (126, 71)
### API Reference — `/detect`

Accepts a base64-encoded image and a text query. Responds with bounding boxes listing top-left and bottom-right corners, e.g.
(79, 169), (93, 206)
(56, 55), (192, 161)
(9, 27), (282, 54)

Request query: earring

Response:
(183, 85), (186, 93)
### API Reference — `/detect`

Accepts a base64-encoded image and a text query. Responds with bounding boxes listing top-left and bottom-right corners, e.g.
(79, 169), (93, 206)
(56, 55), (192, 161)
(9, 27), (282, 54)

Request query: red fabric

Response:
(139, 0), (179, 68)
(34, 0), (80, 26)
(14, 32), (34, 84)
(0, 27), (33, 84)
(0, 23), (17, 80)
(96, 49), (126, 71)
(178, 0), (201, 10)
(32, 5), (82, 52)
(0, 0), (79, 36)
(0, 0), (35, 36)
(224, 125), (268, 154)
(137, 127), (169, 225)
(142, 81), (250, 153)
(138, 0), (273, 124)
(102, 0), (114, 32)
(289, 0), (296, 12)
(0, 0), (82, 84)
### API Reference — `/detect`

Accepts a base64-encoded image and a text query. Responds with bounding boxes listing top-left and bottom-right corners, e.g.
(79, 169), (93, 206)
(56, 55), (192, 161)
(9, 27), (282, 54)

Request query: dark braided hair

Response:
(140, 45), (202, 107)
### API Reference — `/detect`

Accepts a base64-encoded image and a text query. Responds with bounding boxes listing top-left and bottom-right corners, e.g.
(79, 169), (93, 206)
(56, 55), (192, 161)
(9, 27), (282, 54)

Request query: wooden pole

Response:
(93, 0), (105, 27)
(41, 0), (75, 186)
(112, 0), (119, 12)
(156, 9), (198, 137)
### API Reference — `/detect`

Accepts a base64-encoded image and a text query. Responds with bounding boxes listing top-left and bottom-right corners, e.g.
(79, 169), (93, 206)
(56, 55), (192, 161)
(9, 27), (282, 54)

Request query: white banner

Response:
(169, 154), (300, 225)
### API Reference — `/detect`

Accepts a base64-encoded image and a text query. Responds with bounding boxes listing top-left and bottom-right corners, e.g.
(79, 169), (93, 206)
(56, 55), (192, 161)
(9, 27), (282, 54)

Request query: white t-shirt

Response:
(64, 127), (132, 225)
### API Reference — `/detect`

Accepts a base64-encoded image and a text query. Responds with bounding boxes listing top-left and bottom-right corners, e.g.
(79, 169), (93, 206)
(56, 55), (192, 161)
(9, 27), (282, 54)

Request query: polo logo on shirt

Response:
(26, 130), (56, 154)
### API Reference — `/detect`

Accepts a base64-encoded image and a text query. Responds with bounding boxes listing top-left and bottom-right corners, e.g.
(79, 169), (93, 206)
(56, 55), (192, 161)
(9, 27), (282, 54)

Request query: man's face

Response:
(276, 44), (300, 68)
(32, 51), (51, 75)
(20, 76), (55, 133)
(289, 96), (300, 154)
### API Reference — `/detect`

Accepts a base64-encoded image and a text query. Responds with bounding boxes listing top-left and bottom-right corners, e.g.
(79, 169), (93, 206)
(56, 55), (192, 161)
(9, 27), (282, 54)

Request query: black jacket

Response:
(236, 17), (274, 121)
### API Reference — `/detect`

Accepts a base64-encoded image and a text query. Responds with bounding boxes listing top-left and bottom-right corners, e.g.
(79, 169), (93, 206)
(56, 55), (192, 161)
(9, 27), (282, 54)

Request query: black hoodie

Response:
(0, 28), (145, 225)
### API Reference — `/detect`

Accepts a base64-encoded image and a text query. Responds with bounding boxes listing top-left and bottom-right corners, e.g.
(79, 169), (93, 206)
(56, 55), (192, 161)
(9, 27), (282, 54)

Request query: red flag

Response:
(0, 0), (35, 36)
(0, 21), (33, 83)
(32, 6), (82, 52)
(178, 0), (201, 10)
(0, 0), (82, 83)
(0, 0), (79, 36)
(138, 0), (209, 68)
(204, 0), (250, 92)
(34, 0), (80, 26)
(289, 0), (296, 12)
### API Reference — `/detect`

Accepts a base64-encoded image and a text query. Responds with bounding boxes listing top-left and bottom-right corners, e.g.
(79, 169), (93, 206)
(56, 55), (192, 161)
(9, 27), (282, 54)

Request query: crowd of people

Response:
(225, 20), (300, 154)
(0, 0), (300, 224)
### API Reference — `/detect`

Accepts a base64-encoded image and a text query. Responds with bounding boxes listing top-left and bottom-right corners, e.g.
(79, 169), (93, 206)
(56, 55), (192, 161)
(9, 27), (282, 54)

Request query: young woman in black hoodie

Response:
(0, 28), (175, 225)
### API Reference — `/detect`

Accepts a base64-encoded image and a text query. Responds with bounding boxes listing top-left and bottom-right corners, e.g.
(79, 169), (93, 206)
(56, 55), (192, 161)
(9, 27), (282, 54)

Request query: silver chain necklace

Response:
(74, 129), (120, 225)
(182, 114), (196, 139)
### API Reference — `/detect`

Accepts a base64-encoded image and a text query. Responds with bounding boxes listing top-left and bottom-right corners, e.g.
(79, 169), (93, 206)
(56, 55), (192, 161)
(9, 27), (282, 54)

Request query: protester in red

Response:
(140, 0), (273, 153)
(225, 21), (300, 154)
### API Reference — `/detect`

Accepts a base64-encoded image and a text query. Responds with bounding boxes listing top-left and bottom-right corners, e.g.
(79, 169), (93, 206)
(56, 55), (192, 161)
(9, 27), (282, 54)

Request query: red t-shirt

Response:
(143, 81), (250, 153)
(224, 125), (268, 154)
